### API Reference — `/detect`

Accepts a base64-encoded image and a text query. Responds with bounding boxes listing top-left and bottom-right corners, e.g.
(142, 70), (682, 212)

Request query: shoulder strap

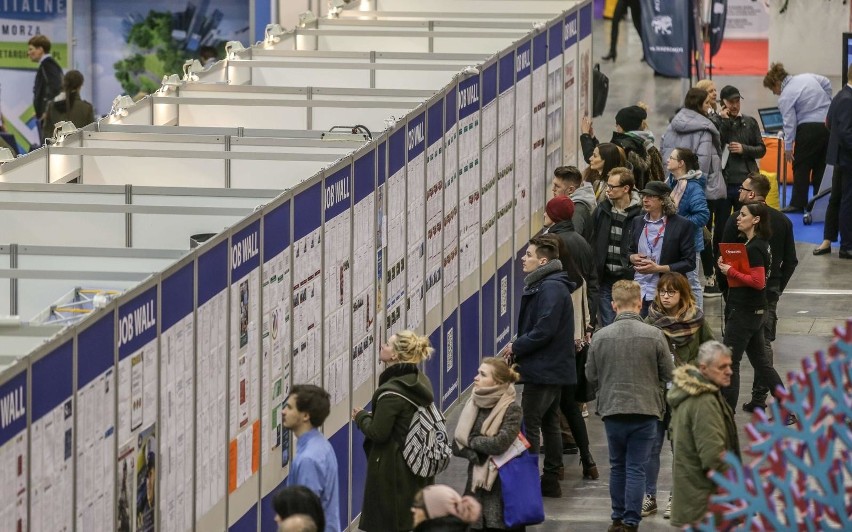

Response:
(378, 390), (419, 408)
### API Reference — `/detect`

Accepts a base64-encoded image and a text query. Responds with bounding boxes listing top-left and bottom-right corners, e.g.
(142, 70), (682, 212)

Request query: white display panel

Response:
(261, 248), (291, 466)
(352, 152), (377, 392)
(0, 370), (27, 532)
(497, 53), (516, 251)
(292, 184), (324, 388)
(425, 102), (445, 316)
(563, 10), (579, 167)
(514, 42), (532, 232)
(546, 30), (564, 182)
(457, 76), (481, 284)
(480, 69), (498, 267)
(530, 35), (548, 224)
(443, 89), (460, 301)
(406, 114), (427, 331)
(385, 128), (407, 335)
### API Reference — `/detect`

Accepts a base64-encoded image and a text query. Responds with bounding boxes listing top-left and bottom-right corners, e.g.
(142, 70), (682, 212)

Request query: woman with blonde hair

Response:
(642, 272), (715, 519)
(452, 357), (524, 531)
(353, 330), (436, 531)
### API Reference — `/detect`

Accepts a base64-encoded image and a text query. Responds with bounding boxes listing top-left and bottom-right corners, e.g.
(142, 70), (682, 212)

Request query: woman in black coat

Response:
(353, 330), (436, 531)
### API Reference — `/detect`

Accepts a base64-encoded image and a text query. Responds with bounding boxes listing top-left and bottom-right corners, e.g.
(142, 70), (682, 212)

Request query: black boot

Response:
(601, 52), (617, 62)
(580, 453), (599, 480)
(540, 472), (562, 498)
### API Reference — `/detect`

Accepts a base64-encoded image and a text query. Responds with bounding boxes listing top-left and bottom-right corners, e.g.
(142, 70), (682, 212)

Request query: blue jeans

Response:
(604, 416), (658, 527)
(686, 255), (703, 310)
(644, 406), (671, 497)
(521, 383), (563, 475)
(599, 281), (616, 327)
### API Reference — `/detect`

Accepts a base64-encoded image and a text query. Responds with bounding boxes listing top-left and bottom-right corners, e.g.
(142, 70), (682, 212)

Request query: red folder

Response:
(719, 243), (751, 287)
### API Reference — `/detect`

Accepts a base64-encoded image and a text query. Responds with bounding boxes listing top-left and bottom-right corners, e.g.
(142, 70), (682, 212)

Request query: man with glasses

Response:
(592, 167), (643, 326)
(718, 173), (797, 413)
(627, 181), (696, 316)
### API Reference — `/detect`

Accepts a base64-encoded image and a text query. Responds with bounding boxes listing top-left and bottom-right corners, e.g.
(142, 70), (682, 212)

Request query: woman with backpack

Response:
(452, 357), (524, 531)
(353, 330), (437, 531)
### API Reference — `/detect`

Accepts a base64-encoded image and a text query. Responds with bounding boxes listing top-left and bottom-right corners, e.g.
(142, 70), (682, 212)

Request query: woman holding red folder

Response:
(716, 203), (793, 424)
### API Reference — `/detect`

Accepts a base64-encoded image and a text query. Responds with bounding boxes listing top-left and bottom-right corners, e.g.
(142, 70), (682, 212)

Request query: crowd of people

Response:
(269, 62), (852, 532)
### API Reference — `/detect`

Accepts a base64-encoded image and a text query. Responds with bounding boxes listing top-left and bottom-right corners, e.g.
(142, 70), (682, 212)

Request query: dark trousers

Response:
(604, 416), (657, 527)
(839, 165), (852, 252)
(559, 384), (591, 457)
(722, 306), (785, 411)
(750, 297), (778, 403)
(824, 165), (842, 242)
(608, 0), (642, 56)
(789, 122), (829, 209)
(521, 383), (563, 475)
(704, 197), (732, 278)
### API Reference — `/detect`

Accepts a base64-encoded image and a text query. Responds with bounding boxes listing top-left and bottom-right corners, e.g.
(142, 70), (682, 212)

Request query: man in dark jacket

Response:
(581, 105), (651, 186)
(825, 68), (852, 258)
(544, 195), (599, 327)
(718, 85), (767, 210)
(592, 167), (643, 326)
(628, 181), (697, 315)
(27, 34), (63, 143)
(719, 172), (797, 412)
(501, 234), (575, 498)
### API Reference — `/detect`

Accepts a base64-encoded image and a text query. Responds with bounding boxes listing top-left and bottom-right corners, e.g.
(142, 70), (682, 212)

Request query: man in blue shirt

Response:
(763, 63), (832, 213)
(282, 384), (340, 532)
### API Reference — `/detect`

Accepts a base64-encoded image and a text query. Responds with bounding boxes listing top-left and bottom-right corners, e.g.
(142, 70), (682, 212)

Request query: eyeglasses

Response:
(659, 290), (678, 297)
(738, 186), (752, 192)
(668, 156), (681, 161)
(605, 183), (624, 190)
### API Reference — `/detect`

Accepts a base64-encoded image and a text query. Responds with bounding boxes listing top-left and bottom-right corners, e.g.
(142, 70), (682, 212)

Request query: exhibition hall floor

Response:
(433, 19), (850, 531)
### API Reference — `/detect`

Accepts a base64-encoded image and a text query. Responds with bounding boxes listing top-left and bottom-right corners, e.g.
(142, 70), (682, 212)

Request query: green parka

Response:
(667, 365), (740, 527)
(354, 364), (435, 531)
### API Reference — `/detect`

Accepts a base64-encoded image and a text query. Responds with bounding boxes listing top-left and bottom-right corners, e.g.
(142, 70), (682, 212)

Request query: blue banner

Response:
(499, 53), (514, 94)
(480, 274), (496, 361)
(580, 3), (592, 39)
(263, 201), (291, 260)
(198, 241), (228, 306)
(162, 263), (194, 331)
(458, 76), (480, 119)
(459, 296), (479, 390)
(709, 0), (728, 57)
(516, 40), (532, 81)
(377, 141), (387, 187)
(533, 32), (547, 70)
(482, 63), (497, 107)
(0, 369), (27, 448)
(641, 0), (692, 78)
(389, 128), (406, 176)
(445, 87), (457, 131)
(354, 150), (375, 203)
(427, 100), (443, 146)
(78, 313), (115, 388)
(118, 287), (158, 360)
(294, 183), (322, 241)
(564, 10), (579, 48)
(408, 111), (426, 160)
(231, 220), (261, 282)
(32, 341), (73, 422)
(324, 167), (352, 220)
(549, 22), (563, 60)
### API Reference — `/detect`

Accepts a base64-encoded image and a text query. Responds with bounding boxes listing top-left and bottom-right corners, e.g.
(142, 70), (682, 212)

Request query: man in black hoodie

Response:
(501, 234), (575, 498)
(581, 105), (651, 186)
(718, 172), (797, 412)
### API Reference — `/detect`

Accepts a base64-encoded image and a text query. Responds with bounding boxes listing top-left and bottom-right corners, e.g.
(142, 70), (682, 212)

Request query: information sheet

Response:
(293, 184), (324, 387)
(458, 76), (481, 282)
(497, 53), (516, 249)
(481, 66), (498, 266)
(531, 33), (548, 218)
(385, 129), (407, 335)
(514, 41), (532, 230)
(407, 113), (427, 329)
(443, 89), (460, 298)
(546, 24), (564, 183)
(352, 152), (377, 390)
(425, 102), (445, 315)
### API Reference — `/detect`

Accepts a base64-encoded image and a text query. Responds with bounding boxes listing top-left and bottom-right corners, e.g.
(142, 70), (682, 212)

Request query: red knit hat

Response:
(546, 196), (575, 222)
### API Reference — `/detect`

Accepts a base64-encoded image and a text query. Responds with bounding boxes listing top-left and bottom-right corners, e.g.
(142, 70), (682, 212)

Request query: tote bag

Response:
(498, 451), (545, 527)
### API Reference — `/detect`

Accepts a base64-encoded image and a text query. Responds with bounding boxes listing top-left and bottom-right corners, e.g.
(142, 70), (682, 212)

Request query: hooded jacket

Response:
(667, 365), (740, 527)
(569, 182), (597, 244)
(581, 131), (651, 187)
(718, 113), (766, 185)
(513, 260), (576, 385)
(661, 109), (724, 200)
(355, 364), (435, 531)
(591, 191), (643, 281)
(547, 218), (599, 324)
(666, 170), (711, 252)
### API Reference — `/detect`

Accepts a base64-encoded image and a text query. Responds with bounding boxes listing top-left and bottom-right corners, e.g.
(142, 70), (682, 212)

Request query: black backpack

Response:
(592, 63), (609, 118)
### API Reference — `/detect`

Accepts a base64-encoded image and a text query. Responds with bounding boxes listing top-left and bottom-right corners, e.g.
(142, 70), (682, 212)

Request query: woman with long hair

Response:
(717, 203), (791, 422)
(410, 485), (482, 532)
(353, 330), (436, 531)
(452, 357), (525, 531)
(583, 143), (627, 201)
(41, 70), (95, 140)
(641, 272), (715, 518)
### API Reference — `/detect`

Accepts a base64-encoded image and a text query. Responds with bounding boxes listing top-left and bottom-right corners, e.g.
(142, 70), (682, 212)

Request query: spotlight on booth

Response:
(182, 59), (205, 82)
(225, 41), (248, 60)
(52, 121), (78, 143)
(159, 74), (182, 93)
(321, 125), (373, 142)
(265, 23), (287, 46)
(298, 11), (318, 27)
(328, 0), (353, 17)
(109, 95), (135, 118)
(0, 147), (15, 163)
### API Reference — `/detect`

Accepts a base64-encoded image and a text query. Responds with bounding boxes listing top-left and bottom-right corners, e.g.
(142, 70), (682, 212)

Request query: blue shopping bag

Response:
(497, 451), (545, 527)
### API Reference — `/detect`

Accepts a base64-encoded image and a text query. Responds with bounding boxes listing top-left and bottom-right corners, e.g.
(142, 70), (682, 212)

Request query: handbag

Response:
(498, 450), (545, 527)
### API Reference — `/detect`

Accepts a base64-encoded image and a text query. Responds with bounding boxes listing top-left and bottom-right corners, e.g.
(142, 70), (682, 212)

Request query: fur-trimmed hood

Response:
(667, 364), (718, 408)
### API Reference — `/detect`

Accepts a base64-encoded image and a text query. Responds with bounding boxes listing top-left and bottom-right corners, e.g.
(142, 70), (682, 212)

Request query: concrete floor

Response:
(432, 17), (852, 531)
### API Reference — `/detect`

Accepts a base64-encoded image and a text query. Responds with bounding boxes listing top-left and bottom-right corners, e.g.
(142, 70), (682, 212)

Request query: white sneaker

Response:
(663, 494), (672, 519)
(581, 403), (589, 418)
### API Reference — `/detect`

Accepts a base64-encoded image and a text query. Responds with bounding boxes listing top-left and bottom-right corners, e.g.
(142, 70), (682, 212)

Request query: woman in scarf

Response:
(665, 147), (710, 308)
(452, 357), (524, 531)
(641, 272), (715, 519)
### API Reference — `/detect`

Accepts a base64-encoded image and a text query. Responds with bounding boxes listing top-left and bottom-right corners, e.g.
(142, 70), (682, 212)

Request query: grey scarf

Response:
(523, 259), (563, 287)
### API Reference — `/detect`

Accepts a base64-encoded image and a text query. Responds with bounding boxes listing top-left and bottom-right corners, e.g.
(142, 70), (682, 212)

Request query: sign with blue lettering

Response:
(458, 76), (480, 119)
(78, 313), (115, 389)
(499, 53), (514, 94)
(263, 201), (290, 261)
(325, 167), (352, 220)
(549, 22), (563, 60)
(198, 241), (228, 306)
(483, 63), (497, 107)
(533, 31), (547, 70)
(231, 220), (261, 282)
(294, 183), (322, 240)
(516, 40), (532, 81)
(564, 10), (578, 48)
(408, 112), (425, 160)
(118, 286), (158, 360)
(0, 370), (27, 448)
(580, 3), (592, 39)
(32, 340), (73, 422)
(445, 86), (457, 132)
(162, 263), (193, 331)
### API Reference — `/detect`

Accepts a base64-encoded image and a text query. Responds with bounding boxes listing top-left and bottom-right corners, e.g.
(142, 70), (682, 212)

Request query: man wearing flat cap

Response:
(718, 85), (766, 211)
(581, 105), (653, 187)
(628, 181), (697, 315)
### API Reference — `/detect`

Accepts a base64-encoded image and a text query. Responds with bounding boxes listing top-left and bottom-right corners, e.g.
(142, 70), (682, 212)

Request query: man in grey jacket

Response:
(552, 165), (597, 245)
(586, 280), (674, 532)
